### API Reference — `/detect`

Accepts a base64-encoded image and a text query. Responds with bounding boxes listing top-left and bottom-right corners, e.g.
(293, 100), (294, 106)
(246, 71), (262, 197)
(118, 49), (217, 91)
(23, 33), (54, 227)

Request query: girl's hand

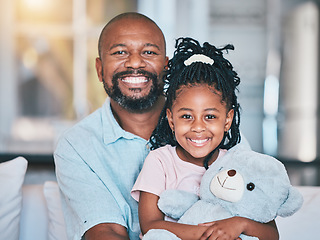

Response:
(198, 217), (244, 240)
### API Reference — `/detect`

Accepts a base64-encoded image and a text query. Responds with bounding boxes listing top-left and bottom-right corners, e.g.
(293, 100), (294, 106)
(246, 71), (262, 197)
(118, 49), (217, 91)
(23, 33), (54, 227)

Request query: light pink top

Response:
(131, 145), (227, 201)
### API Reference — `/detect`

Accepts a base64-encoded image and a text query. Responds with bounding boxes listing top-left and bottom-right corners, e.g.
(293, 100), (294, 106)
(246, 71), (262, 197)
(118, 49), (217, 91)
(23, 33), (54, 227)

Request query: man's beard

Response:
(102, 69), (163, 112)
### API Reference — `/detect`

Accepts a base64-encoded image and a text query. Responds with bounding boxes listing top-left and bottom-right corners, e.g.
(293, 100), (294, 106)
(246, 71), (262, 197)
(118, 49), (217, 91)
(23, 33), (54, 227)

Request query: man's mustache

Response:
(112, 69), (157, 81)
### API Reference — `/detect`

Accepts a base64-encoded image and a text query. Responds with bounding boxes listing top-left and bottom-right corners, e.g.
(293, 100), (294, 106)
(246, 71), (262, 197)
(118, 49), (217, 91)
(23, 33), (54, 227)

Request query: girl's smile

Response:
(167, 84), (234, 166)
(188, 138), (210, 146)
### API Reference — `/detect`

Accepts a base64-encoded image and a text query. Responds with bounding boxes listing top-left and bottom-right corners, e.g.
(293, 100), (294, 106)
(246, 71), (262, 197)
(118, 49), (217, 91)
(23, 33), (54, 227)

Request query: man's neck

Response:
(110, 96), (165, 140)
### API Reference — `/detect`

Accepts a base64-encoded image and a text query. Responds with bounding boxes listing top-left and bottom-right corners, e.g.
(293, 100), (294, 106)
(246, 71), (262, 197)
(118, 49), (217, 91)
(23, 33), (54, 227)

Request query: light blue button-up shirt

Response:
(54, 98), (150, 240)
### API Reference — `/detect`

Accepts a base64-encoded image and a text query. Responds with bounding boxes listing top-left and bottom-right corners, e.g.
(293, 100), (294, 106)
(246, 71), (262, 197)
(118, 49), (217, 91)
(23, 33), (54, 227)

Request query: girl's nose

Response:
(191, 118), (206, 133)
(124, 53), (146, 69)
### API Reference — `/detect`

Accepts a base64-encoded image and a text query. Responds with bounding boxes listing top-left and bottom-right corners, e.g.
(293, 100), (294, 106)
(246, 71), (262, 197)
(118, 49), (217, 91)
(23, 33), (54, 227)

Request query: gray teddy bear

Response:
(143, 144), (303, 240)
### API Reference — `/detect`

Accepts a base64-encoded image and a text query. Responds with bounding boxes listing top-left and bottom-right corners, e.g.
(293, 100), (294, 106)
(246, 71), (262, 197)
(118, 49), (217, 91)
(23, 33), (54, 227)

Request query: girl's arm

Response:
(139, 191), (211, 240)
(199, 217), (279, 240)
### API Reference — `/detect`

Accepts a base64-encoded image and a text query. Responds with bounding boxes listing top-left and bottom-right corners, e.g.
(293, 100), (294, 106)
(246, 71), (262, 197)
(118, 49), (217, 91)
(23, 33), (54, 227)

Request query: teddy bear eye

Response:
(247, 182), (255, 191)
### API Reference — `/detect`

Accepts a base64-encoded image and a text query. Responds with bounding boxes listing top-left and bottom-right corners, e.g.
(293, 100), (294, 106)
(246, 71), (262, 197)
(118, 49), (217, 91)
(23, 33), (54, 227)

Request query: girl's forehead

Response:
(175, 83), (220, 98)
(171, 84), (226, 109)
(167, 82), (229, 112)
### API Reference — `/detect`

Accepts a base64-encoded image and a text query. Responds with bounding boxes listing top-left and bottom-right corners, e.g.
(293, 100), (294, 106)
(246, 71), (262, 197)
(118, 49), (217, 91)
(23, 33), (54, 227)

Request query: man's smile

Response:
(121, 76), (149, 84)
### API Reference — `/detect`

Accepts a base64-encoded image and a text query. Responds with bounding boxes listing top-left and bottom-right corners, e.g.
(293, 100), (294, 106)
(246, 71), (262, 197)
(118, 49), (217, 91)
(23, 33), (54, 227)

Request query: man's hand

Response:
(84, 223), (129, 240)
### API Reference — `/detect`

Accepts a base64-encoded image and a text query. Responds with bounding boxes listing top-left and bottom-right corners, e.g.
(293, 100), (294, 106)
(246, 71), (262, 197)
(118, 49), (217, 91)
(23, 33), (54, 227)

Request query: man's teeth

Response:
(190, 139), (208, 144)
(122, 77), (148, 83)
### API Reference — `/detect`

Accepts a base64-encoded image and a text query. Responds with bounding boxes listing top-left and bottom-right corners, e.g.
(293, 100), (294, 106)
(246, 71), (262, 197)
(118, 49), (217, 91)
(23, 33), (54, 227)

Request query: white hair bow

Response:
(184, 54), (214, 66)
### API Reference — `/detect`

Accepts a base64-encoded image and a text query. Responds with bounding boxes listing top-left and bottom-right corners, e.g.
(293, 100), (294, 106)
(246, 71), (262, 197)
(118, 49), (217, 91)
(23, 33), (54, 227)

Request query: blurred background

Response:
(0, 0), (319, 185)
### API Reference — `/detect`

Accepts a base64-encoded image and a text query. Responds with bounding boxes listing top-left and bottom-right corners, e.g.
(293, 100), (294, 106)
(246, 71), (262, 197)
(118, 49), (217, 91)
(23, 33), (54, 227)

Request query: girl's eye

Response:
(206, 115), (216, 120)
(181, 114), (192, 119)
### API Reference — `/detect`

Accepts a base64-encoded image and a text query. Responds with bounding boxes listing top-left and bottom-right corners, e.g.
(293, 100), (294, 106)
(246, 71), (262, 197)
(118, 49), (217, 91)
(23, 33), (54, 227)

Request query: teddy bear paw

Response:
(142, 229), (181, 240)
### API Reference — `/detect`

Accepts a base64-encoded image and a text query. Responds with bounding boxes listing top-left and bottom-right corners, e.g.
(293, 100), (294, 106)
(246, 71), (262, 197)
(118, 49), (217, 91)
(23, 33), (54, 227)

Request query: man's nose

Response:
(124, 53), (146, 69)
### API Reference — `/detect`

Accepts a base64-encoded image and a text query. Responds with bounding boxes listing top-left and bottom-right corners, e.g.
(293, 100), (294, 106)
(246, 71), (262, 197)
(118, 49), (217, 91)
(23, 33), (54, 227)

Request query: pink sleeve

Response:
(131, 151), (166, 202)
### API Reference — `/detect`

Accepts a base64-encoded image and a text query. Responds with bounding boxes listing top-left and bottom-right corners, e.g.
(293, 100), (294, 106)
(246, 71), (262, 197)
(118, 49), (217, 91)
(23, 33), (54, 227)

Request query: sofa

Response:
(1, 157), (320, 240)
(0, 157), (67, 240)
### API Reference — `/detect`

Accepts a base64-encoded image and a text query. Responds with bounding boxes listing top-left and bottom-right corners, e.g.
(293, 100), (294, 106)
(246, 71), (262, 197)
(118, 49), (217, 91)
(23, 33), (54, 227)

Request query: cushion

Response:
(0, 157), (28, 240)
(44, 181), (68, 240)
(276, 186), (320, 239)
(20, 184), (48, 240)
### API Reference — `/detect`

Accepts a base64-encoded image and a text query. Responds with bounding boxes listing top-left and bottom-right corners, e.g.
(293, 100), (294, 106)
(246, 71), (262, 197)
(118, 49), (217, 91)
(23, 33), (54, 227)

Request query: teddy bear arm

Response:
(158, 189), (199, 219)
(277, 186), (304, 217)
(142, 229), (181, 240)
(239, 233), (259, 240)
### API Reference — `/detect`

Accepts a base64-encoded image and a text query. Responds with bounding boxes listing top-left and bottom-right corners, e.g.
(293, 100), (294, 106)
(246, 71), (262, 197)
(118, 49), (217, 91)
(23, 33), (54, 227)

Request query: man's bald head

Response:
(98, 12), (166, 58)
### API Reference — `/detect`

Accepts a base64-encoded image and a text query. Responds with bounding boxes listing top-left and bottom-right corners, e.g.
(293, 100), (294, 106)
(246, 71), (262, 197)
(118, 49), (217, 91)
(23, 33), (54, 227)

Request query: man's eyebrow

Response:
(108, 43), (160, 51)
(145, 43), (160, 50)
(109, 43), (126, 50)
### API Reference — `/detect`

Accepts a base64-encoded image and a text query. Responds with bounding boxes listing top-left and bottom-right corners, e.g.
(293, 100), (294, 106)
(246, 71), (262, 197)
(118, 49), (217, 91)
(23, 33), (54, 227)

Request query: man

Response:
(54, 12), (168, 240)
(55, 12), (279, 240)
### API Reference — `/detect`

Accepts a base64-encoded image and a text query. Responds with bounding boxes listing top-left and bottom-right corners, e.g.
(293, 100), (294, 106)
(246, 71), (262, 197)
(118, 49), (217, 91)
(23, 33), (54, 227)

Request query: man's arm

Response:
(55, 137), (134, 240)
(84, 223), (129, 240)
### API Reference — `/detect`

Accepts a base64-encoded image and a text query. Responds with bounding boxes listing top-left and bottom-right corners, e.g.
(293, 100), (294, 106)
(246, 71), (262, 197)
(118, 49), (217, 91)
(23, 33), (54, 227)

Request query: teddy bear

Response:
(142, 144), (304, 240)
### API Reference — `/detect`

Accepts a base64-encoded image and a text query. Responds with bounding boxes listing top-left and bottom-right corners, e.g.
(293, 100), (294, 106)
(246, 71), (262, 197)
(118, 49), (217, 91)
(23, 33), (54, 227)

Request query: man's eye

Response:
(112, 50), (126, 55)
(144, 50), (157, 55)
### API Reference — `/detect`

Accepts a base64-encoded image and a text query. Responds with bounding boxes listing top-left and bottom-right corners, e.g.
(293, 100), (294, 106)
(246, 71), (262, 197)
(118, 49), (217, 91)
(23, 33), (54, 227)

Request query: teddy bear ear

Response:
(277, 186), (304, 217)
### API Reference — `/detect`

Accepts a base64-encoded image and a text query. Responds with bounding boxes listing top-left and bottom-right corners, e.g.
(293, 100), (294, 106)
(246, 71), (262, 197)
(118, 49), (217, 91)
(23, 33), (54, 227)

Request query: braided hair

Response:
(150, 37), (241, 168)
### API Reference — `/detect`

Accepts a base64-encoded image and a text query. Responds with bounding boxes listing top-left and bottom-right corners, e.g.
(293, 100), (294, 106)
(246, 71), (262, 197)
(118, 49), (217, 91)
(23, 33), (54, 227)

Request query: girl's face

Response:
(166, 84), (234, 166)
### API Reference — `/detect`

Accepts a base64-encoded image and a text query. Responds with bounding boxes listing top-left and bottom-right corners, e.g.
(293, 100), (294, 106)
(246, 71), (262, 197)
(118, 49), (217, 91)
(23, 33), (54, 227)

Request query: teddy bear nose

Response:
(227, 169), (236, 177)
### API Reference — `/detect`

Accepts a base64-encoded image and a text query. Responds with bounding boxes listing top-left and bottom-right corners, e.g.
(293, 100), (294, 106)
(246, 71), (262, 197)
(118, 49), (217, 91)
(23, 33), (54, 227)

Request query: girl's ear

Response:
(166, 108), (174, 131)
(224, 109), (234, 132)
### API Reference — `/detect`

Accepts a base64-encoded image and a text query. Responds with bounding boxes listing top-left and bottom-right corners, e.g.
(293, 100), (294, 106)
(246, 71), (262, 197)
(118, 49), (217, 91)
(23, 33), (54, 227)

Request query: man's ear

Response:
(95, 57), (103, 82)
(166, 108), (174, 131)
(224, 109), (234, 132)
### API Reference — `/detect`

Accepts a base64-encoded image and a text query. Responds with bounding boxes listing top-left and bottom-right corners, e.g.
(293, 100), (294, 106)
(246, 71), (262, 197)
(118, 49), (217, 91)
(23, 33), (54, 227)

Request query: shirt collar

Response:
(102, 98), (144, 145)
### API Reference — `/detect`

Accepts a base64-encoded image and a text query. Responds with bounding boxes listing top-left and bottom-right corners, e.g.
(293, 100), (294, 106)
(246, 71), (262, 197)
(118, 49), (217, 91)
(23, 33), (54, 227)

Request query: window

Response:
(0, 0), (137, 156)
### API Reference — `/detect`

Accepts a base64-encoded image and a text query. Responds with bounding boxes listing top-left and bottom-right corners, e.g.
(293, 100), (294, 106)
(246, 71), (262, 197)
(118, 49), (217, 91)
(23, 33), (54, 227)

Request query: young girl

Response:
(131, 37), (278, 240)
